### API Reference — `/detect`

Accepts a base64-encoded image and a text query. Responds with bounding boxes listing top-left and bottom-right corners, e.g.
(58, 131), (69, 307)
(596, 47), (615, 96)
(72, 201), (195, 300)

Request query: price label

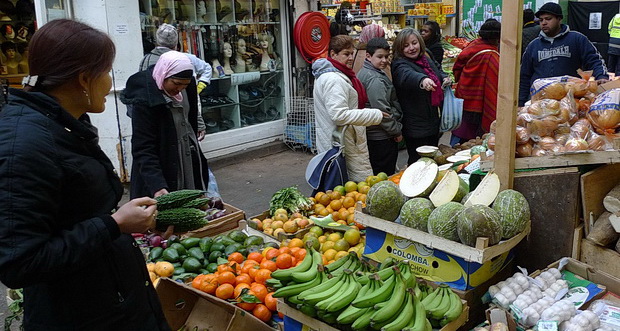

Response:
(537, 320), (559, 331)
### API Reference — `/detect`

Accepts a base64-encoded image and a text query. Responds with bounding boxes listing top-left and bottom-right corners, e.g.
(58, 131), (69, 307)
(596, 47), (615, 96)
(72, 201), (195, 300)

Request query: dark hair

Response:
(15, 41), (27, 54)
(422, 20), (441, 43)
(479, 19), (501, 41)
(523, 9), (535, 24)
(330, 22), (348, 37)
(329, 35), (354, 55)
(26, 19), (116, 92)
(366, 37), (390, 55)
(1, 41), (15, 54)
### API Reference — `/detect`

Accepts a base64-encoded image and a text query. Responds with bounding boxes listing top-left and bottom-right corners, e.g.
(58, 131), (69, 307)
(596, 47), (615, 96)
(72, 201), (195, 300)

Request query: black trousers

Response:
(609, 54), (620, 76)
(404, 134), (440, 165)
(367, 138), (399, 176)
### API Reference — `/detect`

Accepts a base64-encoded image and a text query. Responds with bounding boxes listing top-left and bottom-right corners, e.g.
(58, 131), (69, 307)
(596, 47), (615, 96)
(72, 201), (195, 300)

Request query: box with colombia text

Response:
(363, 227), (514, 290)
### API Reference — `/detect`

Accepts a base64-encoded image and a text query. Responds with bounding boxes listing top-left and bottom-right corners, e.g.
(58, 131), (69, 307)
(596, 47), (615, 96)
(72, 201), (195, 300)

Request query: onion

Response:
(517, 113), (534, 127)
(565, 137), (589, 151)
(570, 118), (592, 139)
(551, 144), (565, 154)
(532, 147), (548, 157)
(528, 117), (560, 138)
(516, 142), (533, 157)
(587, 132), (607, 151)
(515, 126), (531, 145)
(150, 235), (162, 247)
(542, 83), (567, 100)
(539, 136), (557, 150)
(555, 134), (570, 145)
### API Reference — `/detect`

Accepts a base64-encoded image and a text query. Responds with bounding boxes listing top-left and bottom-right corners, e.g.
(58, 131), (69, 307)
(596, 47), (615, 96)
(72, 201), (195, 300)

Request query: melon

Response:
(427, 202), (464, 241)
(461, 191), (473, 204)
(429, 170), (460, 207)
(492, 189), (530, 239)
(453, 177), (470, 202)
(464, 171), (501, 207)
(457, 205), (503, 247)
(400, 198), (435, 232)
(399, 158), (439, 198)
(366, 181), (407, 222)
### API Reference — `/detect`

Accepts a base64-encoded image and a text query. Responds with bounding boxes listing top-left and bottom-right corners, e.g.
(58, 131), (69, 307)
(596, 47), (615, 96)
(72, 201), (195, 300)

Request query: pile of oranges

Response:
(191, 245), (307, 323)
(309, 189), (365, 225)
(389, 170), (405, 185)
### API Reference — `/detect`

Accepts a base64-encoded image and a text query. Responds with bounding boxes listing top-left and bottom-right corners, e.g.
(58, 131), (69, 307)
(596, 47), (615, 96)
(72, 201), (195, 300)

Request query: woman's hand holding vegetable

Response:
(421, 77), (436, 91)
(112, 197), (158, 234)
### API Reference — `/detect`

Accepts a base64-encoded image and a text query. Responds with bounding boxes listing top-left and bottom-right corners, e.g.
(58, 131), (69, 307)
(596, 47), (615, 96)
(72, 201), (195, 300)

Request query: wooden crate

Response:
(277, 299), (469, 331)
(580, 239), (620, 279)
(580, 163), (620, 235)
(480, 150), (620, 172)
(354, 207), (530, 264)
(184, 203), (245, 238)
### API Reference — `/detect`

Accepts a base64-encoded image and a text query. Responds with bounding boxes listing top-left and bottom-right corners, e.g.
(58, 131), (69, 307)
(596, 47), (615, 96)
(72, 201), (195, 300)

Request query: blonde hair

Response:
(257, 32), (274, 53)
(392, 28), (426, 60)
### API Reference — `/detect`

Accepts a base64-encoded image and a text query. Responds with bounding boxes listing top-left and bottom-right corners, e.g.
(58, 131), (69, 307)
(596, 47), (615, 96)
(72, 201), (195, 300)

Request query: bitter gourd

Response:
(155, 190), (205, 211)
(181, 197), (210, 209)
(155, 207), (208, 232)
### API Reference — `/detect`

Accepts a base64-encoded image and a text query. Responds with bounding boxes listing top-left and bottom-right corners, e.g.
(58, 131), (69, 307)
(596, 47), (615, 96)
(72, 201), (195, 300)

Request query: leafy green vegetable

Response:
(269, 186), (313, 216)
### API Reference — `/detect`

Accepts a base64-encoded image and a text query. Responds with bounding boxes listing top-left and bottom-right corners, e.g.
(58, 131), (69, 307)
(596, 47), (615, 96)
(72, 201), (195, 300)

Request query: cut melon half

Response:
(464, 171), (501, 207)
(429, 170), (460, 207)
(399, 159), (439, 198)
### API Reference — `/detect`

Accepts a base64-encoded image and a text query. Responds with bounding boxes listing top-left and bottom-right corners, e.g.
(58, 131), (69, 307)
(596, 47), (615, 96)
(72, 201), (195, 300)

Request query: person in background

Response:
(352, 24), (385, 74)
(357, 37), (403, 175)
(122, 51), (210, 200)
(0, 19), (170, 330)
(312, 35), (386, 182)
(608, 12), (620, 77)
(138, 23), (211, 141)
(391, 28), (450, 165)
(521, 9), (540, 55)
(519, 2), (608, 106)
(420, 20), (444, 65)
(451, 19), (501, 145)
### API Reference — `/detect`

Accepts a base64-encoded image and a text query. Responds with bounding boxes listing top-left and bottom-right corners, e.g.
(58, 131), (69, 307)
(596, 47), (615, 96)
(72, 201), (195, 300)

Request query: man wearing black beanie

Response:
(518, 2), (608, 106)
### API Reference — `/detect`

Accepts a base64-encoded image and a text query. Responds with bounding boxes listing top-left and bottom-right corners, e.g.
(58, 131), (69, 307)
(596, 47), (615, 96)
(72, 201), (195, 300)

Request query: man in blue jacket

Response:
(519, 2), (608, 106)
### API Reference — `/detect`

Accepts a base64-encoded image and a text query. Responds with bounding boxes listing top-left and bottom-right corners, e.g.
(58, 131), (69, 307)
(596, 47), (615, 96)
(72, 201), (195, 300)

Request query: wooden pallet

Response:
(480, 150), (620, 172)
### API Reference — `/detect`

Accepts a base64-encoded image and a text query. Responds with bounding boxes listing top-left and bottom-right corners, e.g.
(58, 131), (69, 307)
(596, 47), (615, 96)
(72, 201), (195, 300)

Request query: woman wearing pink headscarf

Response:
(121, 51), (210, 199)
(353, 24), (388, 75)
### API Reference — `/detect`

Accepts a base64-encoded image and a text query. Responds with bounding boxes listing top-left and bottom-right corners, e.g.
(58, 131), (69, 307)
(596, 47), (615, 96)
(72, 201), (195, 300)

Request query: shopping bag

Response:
(305, 145), (348, 195)
(440, 87), (464, 132)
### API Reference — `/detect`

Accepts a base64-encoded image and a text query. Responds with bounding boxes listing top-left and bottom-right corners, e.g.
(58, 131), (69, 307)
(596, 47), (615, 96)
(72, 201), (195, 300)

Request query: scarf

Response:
(359, 24), (385, 44)
(413, 56), (443, 107)
(327, 56), (368, 108)
(152, 51), (194, 103)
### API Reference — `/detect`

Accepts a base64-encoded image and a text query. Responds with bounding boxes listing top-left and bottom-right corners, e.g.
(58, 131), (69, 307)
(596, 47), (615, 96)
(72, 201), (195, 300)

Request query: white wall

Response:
(71, 0), (143, 181)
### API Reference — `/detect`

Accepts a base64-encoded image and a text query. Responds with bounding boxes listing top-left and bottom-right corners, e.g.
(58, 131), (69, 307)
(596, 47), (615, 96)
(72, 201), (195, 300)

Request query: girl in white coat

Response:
(312, 35), (386, 182)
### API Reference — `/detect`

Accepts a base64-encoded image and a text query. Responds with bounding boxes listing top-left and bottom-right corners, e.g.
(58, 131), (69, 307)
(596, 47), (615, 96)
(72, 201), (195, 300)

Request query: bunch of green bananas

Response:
(420, 284), (463, 327)
(272, 246), (324, 299)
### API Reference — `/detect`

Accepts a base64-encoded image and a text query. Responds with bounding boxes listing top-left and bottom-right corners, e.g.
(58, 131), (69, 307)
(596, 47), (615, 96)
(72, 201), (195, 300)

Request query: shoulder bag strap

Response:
(466, 49), (500, 66)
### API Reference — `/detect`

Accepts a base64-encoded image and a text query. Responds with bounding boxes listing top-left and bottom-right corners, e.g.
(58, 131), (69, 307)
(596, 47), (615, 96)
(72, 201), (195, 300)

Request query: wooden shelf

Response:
(480, 150), (620, 172)
(380, 12), (407, 15)
(354, 207), (531, 264)
(408, 13), (456, 18)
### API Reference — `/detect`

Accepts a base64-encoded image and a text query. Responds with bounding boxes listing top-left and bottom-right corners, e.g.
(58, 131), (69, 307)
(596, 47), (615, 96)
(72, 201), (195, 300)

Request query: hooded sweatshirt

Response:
(519, 24), (608, 106)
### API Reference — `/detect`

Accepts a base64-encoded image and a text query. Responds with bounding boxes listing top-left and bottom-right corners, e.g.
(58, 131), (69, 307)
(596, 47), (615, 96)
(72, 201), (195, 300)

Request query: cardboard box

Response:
(597, 79), (620, 93)
(363, 227), (515, 290)
(156, 278), (273, 331)
(185, 203), (245, 238)
(579, 239), (620, 289)
(277, 298), (469, 331)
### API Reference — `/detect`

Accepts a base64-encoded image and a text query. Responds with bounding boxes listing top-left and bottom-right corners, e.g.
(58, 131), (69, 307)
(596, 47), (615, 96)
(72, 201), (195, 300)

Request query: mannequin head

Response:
(223, 42), (233, 58)
(237, 38), (246, 55)
(257, 32), (274, 54)
(1, 41), (16, 60)
(1, 24), (14, 40)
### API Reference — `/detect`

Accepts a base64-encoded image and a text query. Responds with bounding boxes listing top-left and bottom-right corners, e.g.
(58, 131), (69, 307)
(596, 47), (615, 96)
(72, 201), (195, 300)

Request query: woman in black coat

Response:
(420, 20), (444, 65)
(121, 51), (210, 199)
(392, 28), (450, 165)
(0, 19), (169, 330)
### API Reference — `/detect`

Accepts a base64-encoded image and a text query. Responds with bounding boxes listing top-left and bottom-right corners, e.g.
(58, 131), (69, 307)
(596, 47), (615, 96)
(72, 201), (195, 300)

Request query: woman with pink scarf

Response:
(353, 24), (387, 75)
(121, 51), (210, 199)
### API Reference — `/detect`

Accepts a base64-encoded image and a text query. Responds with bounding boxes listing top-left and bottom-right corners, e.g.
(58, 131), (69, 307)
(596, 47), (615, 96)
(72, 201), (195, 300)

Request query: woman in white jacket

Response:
(313, 35), (386, 182)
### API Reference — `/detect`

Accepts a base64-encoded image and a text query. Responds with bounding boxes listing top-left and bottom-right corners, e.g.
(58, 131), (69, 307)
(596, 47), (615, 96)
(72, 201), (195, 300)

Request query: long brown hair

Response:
(392, 28), (426, 60)
(26, 19), (116, 92)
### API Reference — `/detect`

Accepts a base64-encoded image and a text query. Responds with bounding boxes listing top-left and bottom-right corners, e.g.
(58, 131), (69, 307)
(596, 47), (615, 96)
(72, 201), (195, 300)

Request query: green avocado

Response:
(149, 247), (163, 261)
(206, 262), (218, 273)
(182, 257), (203, 273)
(162, 247), (181, 262)
(188, 247), (205, 261)
(224, 243), (242, 256)
(180, 237), (201, 249)
(210, 242), (225, 253)
(208, 251), (223, 263)
(169, 243), (187, 256)
(199, 237), (213, 253)
(244, 235), (264, 247)
(228, 230), (248, 243)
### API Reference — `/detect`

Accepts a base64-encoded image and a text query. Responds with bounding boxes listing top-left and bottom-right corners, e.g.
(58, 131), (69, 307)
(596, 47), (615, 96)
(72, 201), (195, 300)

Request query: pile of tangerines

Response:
(191, 243), (308, 323)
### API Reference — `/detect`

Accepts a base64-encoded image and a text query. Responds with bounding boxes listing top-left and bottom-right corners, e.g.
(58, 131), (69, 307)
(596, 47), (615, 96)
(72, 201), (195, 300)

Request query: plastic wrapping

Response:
(515, 126), (531, 145)
(564, 137), (589, 152)
(516, 142), (533, 157)
(531, 71), (596, 102)
(570, 118), (593, 139)
(588, 88), (620, 135)
(589, 299), (620, 331)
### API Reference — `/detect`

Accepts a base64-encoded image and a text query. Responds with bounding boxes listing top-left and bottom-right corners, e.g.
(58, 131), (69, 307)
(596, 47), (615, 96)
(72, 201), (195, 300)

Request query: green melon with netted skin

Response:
(492, 189), (530, 239)
(427, 202), (464, 241)
(400, 198), (435, 232)
(457, 205), (503, 247)
(366, 181), (407, 222)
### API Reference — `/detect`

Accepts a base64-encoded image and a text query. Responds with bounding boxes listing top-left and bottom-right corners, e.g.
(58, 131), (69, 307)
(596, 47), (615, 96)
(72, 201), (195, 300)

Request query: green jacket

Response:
(609, 14), (620, 55)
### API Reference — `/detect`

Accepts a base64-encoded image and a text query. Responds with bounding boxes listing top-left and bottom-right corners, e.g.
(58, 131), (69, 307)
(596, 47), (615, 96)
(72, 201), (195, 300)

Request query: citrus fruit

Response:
(334, 250), (349, 260)
(260, 259), (277, 272)
(344, 228), (361, 246)
(334, 239), (351, 252)
(323, 248), (338, 261)
(308, 226), (323, 237)
(264, 293), (277, 311)
(218, 271), (236, 286)
(377, 172), (389, 180)
(367, 175), (381, 187)
(333, 185), (346, 196)
(276, 253), (294, 269)
(321, 240), (335, 253)
(288, 238), (304, 248)
(318, 194), (331, 206)
(305, 236), (320, 251)
(344, 181), (358, 193)
(358, 185), (370, 194)
(252, 304), (272, 322)
(329, 191), (342, 201)
(215, 283), (234, 300)
(318, 235), (327, 243)
(343, 196), (355, 209)
(327, 232), (342, 242)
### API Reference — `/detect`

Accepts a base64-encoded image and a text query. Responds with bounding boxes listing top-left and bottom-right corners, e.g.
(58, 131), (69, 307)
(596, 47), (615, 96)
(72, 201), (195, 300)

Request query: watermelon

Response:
(457, 205), (503, 247)
(427, 202), (464, 241)
(400, 198), (435, 232)
(399, 158), (439, 198)
(366, 181), (407, 222)
(493, 189), (530, 239)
